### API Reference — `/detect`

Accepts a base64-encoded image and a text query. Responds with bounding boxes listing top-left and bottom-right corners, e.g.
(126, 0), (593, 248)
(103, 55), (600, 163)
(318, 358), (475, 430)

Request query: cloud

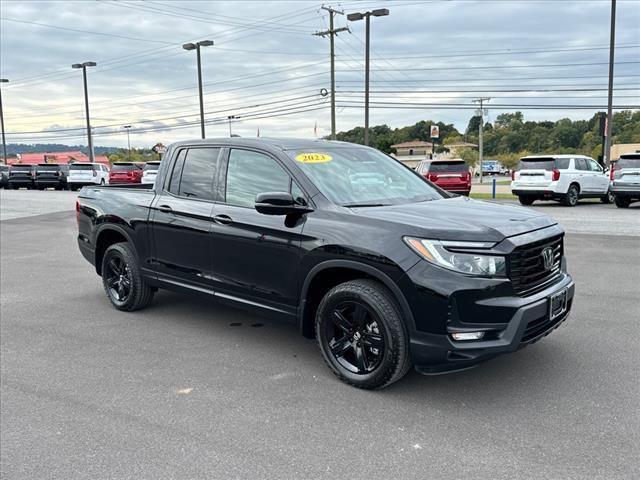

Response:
(1, 0), (638, 147)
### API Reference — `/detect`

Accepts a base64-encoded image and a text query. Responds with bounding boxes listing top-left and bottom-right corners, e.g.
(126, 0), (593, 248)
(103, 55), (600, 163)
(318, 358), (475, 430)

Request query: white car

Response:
(141, 161), (161, 185)
(67, 162), (110, 191)
(611, 153), (640, 208)
(511, 154), (612, 206)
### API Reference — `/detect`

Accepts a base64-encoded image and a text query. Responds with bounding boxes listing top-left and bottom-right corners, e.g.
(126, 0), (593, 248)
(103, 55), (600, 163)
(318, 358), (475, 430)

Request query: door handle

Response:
(157, 204), (173, 213)
(214, 214), (233, 225)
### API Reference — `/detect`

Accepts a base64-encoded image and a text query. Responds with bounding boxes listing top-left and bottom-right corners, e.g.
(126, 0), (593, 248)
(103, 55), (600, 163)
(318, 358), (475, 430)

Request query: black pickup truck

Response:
(77, 138), (575, 389)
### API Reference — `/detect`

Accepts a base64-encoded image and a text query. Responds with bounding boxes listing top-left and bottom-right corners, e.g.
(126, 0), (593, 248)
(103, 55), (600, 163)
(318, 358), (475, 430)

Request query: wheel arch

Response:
(94, 225), (137, 275)
(297, 260), (416, 339)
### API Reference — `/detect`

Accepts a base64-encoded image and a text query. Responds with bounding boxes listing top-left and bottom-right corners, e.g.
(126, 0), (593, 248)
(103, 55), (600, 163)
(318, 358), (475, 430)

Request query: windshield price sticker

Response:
(295, 153), (333, 163)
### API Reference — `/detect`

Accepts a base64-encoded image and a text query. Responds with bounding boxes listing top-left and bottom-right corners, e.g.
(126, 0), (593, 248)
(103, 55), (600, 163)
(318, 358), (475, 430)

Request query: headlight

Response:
(404, 237), (506, 277)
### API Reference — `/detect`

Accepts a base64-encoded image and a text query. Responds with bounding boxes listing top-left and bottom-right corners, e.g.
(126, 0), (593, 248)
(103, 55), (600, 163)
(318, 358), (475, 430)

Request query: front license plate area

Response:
(549, 288), (568, 320)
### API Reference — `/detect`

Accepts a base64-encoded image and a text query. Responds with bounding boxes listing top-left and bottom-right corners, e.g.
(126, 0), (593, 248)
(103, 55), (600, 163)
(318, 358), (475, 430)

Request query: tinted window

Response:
(168, 149), (187, 194)
(519, 158), (556, 170)
(70, 164), (95, 170)
(226, 149), (290, 207)
(178, 148), (219, 200)
(112, 163), (141, 171)
(587, 159), (602, 172)
(287, 148), (442, 206)
(575, 158), (588, 171)
(11, 165), (33, 171)
(36, 165), (61, 171)
(556, 158), (570, 169)
(428, 161), (468, 173)
(291, 182), (308, 206)
(144, 162), (160, 171)
(617, 157), (640, 169)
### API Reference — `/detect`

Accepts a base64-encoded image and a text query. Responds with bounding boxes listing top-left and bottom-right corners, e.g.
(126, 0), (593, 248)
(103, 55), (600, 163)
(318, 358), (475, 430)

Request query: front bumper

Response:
(408, 274), (574, 374)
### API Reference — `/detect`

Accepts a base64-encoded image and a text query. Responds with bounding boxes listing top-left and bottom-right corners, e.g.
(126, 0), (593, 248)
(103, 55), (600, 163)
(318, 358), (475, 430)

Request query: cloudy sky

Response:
(1, 0), (639, 148)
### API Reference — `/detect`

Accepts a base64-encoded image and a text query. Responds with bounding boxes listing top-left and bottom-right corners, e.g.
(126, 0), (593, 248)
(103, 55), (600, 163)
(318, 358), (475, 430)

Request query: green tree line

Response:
(335, 110), (640, 168)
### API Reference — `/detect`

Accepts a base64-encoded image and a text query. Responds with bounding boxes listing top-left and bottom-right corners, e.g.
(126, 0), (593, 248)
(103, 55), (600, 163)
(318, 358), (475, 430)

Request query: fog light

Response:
(451, 332), (485, 341)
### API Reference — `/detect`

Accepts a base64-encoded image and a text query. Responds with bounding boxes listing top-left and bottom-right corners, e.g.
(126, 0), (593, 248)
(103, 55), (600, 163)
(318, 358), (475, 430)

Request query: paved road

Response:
(1, 202), (639, 479)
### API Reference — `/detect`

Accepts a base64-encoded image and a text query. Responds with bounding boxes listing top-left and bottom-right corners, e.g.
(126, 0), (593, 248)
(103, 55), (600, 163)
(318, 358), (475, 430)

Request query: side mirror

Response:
(255, 192), (313, 216)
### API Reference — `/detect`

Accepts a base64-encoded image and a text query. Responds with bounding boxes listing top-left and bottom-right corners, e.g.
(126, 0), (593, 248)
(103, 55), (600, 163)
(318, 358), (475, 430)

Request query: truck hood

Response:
(352, 196), (557, 242)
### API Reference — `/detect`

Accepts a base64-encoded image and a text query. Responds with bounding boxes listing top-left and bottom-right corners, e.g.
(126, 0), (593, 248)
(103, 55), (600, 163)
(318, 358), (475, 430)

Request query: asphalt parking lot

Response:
(1, 190), (639, 479)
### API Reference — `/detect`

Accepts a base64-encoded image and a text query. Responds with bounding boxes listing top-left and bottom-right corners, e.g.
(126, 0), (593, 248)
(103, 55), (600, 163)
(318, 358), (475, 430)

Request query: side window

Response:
(587, 159), (602, 172)
(291, 182), (308, 206)
(574, 158), (588, 171)
(556, 158), (570, 169)
(167, 149), (187, 194)
(225, 149), (291, 207)
(178, 148), (220, 200)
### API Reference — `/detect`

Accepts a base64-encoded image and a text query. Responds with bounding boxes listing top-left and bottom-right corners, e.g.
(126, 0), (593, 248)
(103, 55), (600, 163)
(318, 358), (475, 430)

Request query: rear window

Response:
(0, 166), (9, 171)
(70, 164), (95, 170)
(143, 162), (160, 171)
(36, 165), (62, 171)
(112, 163), (141, 171)
(428, 161), (468, 173)
(11, 165), (33, 171)
(519, 157), (557, 170)
(617, 154), (640, 169)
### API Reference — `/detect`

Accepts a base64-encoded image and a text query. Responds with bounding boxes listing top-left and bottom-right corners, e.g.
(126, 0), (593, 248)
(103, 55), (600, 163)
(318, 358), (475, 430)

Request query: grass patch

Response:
(470, 193), (517, 200)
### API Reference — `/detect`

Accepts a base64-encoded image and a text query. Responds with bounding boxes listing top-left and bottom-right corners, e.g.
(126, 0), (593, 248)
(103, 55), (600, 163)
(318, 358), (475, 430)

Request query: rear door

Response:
(209, 147), (307, 314)
(150, 147), (221, 290)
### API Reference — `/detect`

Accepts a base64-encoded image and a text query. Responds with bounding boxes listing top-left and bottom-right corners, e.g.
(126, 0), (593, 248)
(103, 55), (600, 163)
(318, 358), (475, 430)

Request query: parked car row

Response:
(609, 153), (640, 208)
(0, 161), (162, 190)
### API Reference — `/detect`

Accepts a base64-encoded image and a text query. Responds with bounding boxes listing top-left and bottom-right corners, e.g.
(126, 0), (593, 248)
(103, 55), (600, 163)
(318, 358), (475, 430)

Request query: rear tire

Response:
(101, 242), (154, 311)
(315, 279), (411, 390)
(614, 196), (631, 208)
(563, 184), (579, 206)
(601, 190), (614, 204)
(518, 196), (535, 206)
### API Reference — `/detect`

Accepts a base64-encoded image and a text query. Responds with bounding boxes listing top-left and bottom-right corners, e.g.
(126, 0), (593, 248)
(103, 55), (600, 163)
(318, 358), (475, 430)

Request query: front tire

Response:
(563, 184), (579, 206)
(601, 190), (614, 204)
(315, 279), (411, 390)
(101, 242), (154, 311)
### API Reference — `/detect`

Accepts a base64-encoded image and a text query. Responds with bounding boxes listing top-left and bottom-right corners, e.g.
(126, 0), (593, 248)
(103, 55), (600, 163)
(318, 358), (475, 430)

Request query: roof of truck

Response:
(168, 137), (364, 151)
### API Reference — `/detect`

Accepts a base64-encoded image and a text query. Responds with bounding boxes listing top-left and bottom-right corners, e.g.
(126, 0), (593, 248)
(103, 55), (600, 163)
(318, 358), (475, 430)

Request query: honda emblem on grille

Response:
(541, 247), (554, 271)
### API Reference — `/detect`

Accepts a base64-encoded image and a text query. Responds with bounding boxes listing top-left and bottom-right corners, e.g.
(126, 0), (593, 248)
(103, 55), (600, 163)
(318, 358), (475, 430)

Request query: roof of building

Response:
(9, 151), (110, 166)
(391, 141), (434, 148)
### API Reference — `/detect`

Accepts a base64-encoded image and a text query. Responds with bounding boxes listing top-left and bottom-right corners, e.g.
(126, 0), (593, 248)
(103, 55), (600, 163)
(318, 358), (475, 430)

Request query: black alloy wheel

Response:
(325, 301), (385, 374)
(104, 253), (132, 303)
(563, 185), (579, 206)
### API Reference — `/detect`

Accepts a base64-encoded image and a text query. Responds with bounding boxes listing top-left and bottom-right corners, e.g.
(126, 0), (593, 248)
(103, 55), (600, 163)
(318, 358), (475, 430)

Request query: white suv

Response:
(68, 162), (110, 191)
(141, 161), (161, 185)
(511, 155), (612, 206)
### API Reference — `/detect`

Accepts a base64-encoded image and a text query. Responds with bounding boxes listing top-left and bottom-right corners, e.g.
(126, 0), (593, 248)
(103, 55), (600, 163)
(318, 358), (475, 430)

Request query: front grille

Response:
(509, 234), (563, 296)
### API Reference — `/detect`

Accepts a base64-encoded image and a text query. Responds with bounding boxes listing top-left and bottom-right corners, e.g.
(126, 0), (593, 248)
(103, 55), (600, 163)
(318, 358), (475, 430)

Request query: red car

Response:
(416, 159), (471, 196)
(108, 162), (143, 185)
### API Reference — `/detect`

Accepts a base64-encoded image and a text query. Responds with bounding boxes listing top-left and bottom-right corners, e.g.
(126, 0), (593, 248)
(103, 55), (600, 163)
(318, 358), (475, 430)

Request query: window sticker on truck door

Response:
(295, 153), (333, 163)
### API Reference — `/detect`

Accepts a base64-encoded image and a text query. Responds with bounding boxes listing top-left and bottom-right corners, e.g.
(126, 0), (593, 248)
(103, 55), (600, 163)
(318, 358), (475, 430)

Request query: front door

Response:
(209, 148), (309, 315)
(586, 158), (609, 194)
(151, 147), (221, 290)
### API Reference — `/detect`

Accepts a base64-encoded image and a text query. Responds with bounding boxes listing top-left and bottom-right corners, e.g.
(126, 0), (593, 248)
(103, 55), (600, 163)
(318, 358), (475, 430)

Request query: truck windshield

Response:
(286, 148), (443, 206)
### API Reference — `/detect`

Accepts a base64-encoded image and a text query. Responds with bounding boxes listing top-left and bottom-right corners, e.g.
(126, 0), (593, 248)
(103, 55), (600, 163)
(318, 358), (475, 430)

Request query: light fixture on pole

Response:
(0, 78), (8, 165)
(123, 125), (132, 161)
(347, 8), (389, 147)
(72, 62), (97, 162)
(227, 115), (239, 136)
(183, 40), (214, 139)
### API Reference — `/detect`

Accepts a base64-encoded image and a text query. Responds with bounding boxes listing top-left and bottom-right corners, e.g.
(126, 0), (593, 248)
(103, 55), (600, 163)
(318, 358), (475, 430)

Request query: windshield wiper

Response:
(342, 202), (391, 208)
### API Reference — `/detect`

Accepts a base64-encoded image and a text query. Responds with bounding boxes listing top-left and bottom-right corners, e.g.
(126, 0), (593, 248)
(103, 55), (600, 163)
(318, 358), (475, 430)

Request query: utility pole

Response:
(604, 0), (616, 166)
(0, 79), (8, 165)
(472, 98), (490, 184)
(314, 6), (348, 140)
(347, 8), (389, 147)
(124, 125), (132, 161)
(72, 62), (97, 162)
(227, 115), (238, 136)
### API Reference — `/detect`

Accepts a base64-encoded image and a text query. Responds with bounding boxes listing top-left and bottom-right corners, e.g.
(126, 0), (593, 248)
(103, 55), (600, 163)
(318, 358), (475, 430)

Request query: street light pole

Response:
(0, 78), (8, 165)
(183, 40), (213, 139)
(472, 97), (490, 184)
(347, 8), (389, 147)
(72, 62), (97, 162)
(124, 125), (132, 161)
